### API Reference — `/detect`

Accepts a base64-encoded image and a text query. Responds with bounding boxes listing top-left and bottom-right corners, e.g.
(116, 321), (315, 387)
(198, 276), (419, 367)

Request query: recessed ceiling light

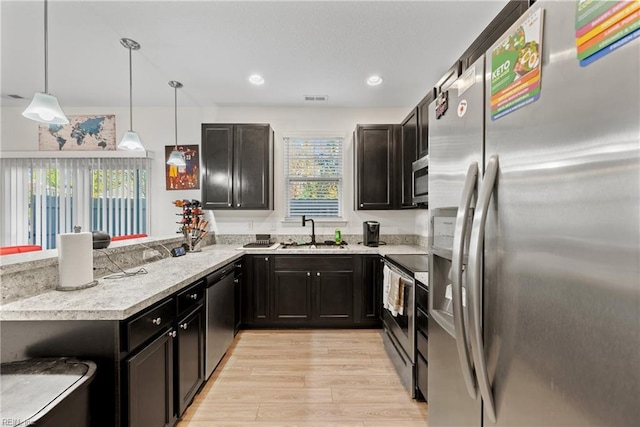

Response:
(249, 74), (265, 85)
(366, 75), (383, 86)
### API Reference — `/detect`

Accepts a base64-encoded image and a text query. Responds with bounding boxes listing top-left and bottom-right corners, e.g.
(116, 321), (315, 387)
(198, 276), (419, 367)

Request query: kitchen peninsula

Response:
(0, 239), (427, 427)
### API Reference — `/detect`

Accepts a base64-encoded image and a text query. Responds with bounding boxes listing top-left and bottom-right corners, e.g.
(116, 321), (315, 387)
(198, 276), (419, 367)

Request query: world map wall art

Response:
(38, 115), (116, 151)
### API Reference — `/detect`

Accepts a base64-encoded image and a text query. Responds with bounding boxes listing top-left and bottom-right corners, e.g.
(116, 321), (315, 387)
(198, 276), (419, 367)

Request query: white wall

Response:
(1, 105), (424, 238)
(1, 106), (214, 238)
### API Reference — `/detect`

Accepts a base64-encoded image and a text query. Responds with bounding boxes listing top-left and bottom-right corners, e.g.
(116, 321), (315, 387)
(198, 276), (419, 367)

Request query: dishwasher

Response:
(205, 263), (235, 379)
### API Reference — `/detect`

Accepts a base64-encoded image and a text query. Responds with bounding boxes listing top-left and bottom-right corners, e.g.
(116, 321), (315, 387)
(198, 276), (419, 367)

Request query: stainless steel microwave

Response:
(412, 154), (429, 205)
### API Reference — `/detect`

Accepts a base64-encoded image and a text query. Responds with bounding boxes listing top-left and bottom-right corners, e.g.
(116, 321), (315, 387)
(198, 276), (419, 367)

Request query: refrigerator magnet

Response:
(458, 100), (468, 117)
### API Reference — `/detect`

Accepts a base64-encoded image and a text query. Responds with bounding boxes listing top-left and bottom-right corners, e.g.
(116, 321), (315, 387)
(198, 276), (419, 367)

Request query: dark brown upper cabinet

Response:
(417, 89), (435, 158)
(201, 124), (273, 210)
(400, 109), (419, 209)
(354, 124), (400, 210)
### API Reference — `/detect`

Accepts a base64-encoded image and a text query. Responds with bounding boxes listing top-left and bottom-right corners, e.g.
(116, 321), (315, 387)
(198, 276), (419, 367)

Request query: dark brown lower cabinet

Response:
(314, 270), (353, 324)
(416, 352), (428, 401)
(244, 255), (272, 325)
(176, 306), (204, 416)
(273, 271), (313, 323)
(242, 255), (376, 328)
(360, 255), (383, 325)
(126, 329), (175, 427)
(415, 280), (429, 401)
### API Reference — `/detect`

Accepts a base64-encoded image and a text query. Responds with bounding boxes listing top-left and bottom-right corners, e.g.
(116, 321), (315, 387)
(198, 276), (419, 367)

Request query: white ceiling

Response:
(1, 0), (508, 109)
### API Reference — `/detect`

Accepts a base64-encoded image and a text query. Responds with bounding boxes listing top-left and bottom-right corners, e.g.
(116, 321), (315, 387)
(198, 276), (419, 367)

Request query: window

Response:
(284, 134), (343, 218)
(0, 156), (150, 249)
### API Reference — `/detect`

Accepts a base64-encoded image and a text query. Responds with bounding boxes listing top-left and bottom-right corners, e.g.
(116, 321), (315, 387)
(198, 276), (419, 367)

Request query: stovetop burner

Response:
(384, 253), (429, 275)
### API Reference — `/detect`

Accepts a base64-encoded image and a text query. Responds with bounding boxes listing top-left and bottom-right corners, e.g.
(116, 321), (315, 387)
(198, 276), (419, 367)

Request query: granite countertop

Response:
(0, 244), (426, 322)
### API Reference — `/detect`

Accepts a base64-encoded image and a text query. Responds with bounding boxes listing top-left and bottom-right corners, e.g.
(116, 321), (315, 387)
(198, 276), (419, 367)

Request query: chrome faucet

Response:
(302, 215), (316, 245)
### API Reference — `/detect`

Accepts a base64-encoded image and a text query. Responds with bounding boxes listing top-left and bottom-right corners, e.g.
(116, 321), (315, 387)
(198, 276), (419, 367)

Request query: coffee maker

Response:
(363, 221), (380, 247)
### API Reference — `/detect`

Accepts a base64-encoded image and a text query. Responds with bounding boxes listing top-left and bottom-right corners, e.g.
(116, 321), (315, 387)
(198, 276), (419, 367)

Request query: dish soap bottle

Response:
(335, 229), (341, 244)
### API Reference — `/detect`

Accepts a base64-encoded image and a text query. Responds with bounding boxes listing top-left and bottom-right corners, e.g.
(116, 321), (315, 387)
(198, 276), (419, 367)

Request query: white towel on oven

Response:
(387, 270), (405, 317)
(383, 265), (391, 310)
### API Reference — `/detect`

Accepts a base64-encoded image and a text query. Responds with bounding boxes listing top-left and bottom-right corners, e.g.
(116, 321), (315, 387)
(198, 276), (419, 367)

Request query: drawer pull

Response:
(234, 278), (239, 284)
(152, 317), (162, 325)
(168, 330), (177, 338)
(188, 293), (198, 300)
(307, 272), (311, 277)
(317, 272), (320, 276)
(180, 323), (188, 330)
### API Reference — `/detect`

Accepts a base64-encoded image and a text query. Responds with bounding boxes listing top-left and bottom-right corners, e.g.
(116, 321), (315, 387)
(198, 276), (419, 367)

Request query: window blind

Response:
(0, 157), (150, 249)
(284, 136), (343, 218)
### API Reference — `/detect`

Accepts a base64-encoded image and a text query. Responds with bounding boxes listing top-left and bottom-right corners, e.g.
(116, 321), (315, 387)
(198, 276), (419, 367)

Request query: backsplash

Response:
(216, 234), (421, 246)
(0, 234), (216, 304)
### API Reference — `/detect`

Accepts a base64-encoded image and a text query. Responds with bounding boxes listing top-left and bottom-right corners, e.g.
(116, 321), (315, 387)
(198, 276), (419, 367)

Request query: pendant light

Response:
(118, 38), (144, 151)
(22, 0), (69, 125)
(167, 81), (187, 167)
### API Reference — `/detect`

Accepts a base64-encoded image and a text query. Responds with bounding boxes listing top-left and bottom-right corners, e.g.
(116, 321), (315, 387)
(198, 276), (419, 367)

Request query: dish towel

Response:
(386, 270), (405, 317)
(383, 265), (391, 310)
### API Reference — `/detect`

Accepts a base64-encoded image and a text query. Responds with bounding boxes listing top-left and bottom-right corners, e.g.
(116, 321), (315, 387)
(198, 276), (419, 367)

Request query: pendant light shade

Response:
(118, 38), (144, 151)
(22, 0), (69, 125)
(22, 92), (69, 125)
(166, 80), (186, 167)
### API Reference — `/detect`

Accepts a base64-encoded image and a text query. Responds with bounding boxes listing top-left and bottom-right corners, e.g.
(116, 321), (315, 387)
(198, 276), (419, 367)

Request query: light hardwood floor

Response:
(177, 329), (428, 427)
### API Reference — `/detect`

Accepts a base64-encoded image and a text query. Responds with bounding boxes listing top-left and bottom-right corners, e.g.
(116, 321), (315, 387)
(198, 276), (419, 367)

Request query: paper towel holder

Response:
(56, 229), (99, 291)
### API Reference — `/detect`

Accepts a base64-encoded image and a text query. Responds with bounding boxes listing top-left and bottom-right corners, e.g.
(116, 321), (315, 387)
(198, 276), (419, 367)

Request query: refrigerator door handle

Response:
(468, 154), (498, 422)
(452, 161), (479, 399)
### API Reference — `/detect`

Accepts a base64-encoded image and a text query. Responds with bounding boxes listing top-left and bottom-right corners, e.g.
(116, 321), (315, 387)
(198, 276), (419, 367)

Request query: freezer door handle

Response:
(452, 161), (479, 400)
(468, 154), (498, 422)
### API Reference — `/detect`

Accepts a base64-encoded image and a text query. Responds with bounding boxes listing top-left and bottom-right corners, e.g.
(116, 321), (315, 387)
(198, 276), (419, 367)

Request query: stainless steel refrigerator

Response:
(428, 1), (640, 426)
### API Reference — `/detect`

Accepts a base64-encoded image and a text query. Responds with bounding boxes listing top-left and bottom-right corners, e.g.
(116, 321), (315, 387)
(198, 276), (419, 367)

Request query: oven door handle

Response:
(452, 161), (478, 400)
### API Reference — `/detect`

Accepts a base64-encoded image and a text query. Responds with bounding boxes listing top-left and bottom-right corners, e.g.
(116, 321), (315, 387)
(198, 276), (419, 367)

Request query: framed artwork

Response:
(39, 114), (116, 150)
(165, 145), (200, 190)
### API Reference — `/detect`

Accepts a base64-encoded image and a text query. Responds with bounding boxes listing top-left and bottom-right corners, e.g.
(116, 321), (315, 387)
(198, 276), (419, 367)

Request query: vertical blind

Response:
(0, 157), (150, 249)
(284, 135), (343, 218)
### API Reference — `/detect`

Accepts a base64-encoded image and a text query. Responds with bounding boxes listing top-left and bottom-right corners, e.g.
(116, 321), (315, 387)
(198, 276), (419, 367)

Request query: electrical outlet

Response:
(143, 249), (161, 262)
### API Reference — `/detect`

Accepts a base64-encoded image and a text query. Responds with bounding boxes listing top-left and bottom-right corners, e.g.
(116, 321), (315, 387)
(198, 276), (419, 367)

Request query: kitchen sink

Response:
(278, 241), (348, 250)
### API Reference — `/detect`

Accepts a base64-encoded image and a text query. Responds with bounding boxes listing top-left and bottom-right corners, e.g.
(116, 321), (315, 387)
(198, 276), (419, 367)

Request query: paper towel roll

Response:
(57, 232), (97, 291)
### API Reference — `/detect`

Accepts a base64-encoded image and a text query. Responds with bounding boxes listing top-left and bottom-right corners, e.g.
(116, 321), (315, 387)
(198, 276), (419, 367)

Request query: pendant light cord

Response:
(43, 0), (48, 94)
(174, 85), (178, 149)
(128, 46), (133, 131)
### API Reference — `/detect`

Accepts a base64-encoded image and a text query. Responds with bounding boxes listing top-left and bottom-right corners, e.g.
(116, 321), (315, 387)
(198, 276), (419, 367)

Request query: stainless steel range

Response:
(381, 253), (428, 398)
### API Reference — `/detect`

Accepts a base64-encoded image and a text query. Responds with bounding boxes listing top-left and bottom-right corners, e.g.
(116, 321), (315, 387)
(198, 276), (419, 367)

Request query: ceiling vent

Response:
(8, 94), (26, 99)
(304, 95), (328, 102)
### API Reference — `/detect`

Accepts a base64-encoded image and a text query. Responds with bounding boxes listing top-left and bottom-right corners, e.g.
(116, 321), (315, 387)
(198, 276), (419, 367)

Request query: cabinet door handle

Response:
(228, 203), (232, 207)
(360, 203), (364, 208)
(152, 317), (162, 325)
(180, 323), (188, 330)
(189, 293), (198, 300)
(168, 331), (177, 338)
(317, 272), (321, 277)
(237, 203), (241, 207)
(307, 272), (311, 277)
(264, 257), (269, 261)
(234, 278), (239, 284)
